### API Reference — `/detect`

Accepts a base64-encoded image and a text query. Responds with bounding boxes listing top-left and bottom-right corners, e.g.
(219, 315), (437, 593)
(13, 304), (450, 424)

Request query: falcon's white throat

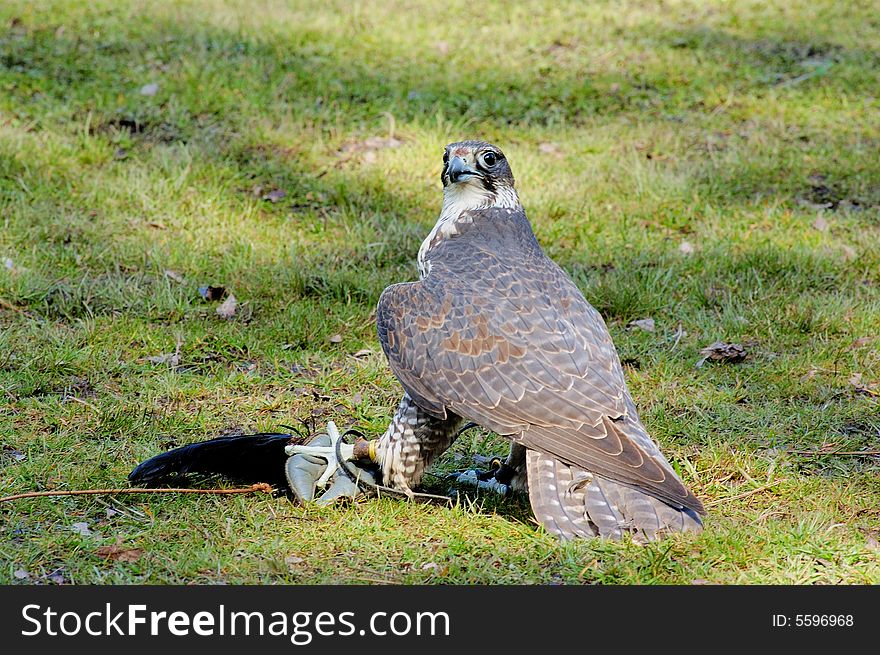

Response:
(417, 182), (520, 277)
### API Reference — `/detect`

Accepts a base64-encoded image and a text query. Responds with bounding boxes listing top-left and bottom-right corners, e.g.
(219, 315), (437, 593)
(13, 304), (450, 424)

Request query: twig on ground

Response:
(0, 483), (273, 504)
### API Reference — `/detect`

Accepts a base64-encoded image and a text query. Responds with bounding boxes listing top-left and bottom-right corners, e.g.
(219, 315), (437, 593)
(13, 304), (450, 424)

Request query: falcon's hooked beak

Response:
(446, 155), (478, 184)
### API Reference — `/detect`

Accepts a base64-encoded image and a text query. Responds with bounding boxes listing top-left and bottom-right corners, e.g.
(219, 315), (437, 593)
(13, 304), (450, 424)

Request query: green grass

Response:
(1, 0), (879, 584)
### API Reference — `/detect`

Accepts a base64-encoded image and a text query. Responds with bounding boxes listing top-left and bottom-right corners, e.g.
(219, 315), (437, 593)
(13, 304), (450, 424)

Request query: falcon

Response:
(130, 140), (704, 542)
(367, 140), (704, 541)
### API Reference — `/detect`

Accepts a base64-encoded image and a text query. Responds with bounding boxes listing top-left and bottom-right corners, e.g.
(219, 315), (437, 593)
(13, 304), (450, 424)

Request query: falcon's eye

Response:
(482, 151), (497, 167)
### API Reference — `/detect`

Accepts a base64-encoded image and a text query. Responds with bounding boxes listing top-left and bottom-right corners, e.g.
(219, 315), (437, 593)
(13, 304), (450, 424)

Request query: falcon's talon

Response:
(448, 469), (511, 496)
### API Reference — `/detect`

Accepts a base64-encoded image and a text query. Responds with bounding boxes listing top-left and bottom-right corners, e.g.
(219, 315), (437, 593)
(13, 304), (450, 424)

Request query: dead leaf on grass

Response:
(800, 366), (827, 382)
(45, 568), (68, 584)
(146, 352), (180, 366)
(538, 142), (563, 156)
(849, 336), (874, 349)
(420, 561), (448, 576)
(626, 318), (655, 332)
(71, 522), (96, 537)
(338, 135), (404, 165)
(679, 241), (695, 255)
(2, 446), (26, 463)
(139, 83), (159, 96)
(96, 544), (144, 563)
(697, 341), (747, 367)
(849, 373), (878, 396)
(164, 269), (184, 283)
(328, 334), (343, 344)
(216, 294), (238, 319)
(262, 189), (287, 203)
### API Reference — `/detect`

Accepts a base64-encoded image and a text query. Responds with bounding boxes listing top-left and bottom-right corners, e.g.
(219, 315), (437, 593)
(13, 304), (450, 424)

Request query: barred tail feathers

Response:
(525, 450), (702, 542)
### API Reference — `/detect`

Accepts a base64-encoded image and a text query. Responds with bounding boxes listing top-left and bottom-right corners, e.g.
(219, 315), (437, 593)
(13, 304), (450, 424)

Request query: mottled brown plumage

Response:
(374, 140), (704, 541)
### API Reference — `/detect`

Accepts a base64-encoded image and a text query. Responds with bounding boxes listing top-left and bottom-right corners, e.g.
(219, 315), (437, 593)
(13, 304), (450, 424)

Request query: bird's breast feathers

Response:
(418, 185), (520, 277)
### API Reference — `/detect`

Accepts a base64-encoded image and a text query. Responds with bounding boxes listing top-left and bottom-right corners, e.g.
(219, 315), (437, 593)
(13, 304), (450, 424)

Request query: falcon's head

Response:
(440, 140), (518, 213)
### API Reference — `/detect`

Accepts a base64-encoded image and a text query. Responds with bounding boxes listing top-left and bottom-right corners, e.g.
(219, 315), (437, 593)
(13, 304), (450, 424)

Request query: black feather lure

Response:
(128, 433), (295, 488)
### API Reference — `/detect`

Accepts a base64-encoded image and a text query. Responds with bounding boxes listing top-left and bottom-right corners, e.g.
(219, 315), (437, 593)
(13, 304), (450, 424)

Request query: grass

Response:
(1, 0), (879, 584)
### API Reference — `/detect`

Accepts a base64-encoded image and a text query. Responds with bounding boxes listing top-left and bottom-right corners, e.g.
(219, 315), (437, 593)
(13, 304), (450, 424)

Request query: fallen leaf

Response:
(139, 83), (159, 96)
(812, 215), (829, 231)
(697, 341), (747, 367)
(216, 294), (238, 319)
(146, 220), (167, 230)
(45, 569), (68, 585)
(198, 285), (226, 301)
(800, 366), (824, 381)
(95, 545), (144, 562)
(71, 522), (94, 537)
(849, 337), (874, 349)
(351, 392), (363, 405)
(679, 241), (695, 255)
(262, 189), (287, 203)
(164, 269), (184, 283)
(146, 352), (180, 366)
(849, 373), (879, 396)
(328, 334), (343, 344)
(351, 349), (373, 358)
(13, 568), (29, 580)
(3, 446), (26, 462)
(538, 142), (563, 156)
(421, 562), (440, 571)
(285, 555), (304, 566)
(626, 318), (655, 332)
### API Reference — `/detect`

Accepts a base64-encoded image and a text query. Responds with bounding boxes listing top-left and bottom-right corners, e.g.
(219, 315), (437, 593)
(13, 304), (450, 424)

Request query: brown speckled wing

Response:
(377, 223), (703, 514)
